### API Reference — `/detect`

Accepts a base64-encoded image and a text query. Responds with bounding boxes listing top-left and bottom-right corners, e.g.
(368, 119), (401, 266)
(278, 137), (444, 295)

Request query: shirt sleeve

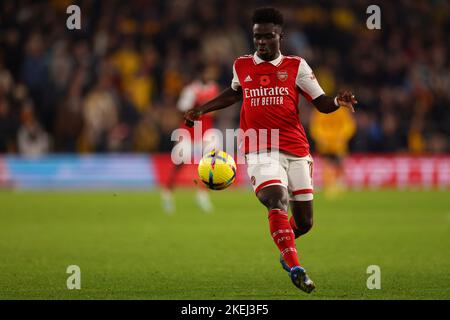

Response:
(231, 62), (241, 91)
(177, 85), (196, 111)
(295, 59), (325, 101)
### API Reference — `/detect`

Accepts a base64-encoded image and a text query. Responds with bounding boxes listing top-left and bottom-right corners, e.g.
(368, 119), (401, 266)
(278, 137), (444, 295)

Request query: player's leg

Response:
(286, 202), (315, 293)
(248, 152), (314, 292)
(247, 152), (300, 267)
(196, 189), (213, 213)
(264, 189), (315, 293)
(161, 136), (192, 213)
(283, 154), (316, 293)
(289, 200), (313, 239)
(195, 131), (217, 213)
(166, 163), (183, 191)
(278, 200), (313, 271)
(334, 154), (346, 193)
(161, 163), (182, 213)
(256, 184), (301, 269)
(322, 154), (345, 199)
(287, 154), (315, 238)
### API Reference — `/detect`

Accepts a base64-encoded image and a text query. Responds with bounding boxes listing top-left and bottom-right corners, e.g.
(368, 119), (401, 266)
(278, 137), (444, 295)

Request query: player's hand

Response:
(336, 90), (358, 112)
(184, 109), (202, 127)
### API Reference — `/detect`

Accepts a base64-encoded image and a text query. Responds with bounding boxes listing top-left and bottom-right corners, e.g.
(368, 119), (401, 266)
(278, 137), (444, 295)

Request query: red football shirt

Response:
(178, 80), (219, 140)
(231, 52), (325, 157)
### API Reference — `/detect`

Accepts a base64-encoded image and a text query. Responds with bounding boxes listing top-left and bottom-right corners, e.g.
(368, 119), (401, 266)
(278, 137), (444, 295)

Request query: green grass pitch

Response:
(0, 188), (449, 300)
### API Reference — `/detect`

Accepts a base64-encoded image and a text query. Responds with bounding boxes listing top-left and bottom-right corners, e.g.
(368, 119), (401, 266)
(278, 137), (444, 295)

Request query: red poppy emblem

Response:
(277, 71), (288, 81)
(259, 75), (270, 86)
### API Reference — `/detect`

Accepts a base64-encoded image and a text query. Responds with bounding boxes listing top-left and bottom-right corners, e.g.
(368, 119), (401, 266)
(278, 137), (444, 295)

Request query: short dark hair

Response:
(252, 7), (284, 27)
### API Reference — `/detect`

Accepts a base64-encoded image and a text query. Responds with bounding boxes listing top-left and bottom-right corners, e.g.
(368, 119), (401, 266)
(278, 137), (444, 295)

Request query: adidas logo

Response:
(244, 75), (252, 82)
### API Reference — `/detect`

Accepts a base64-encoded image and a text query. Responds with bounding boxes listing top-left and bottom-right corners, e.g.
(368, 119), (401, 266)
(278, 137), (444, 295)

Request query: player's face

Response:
(253, 23), (282, 61)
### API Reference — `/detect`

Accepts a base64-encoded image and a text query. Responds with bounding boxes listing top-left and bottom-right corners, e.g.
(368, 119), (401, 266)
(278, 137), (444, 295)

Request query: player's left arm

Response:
(312, 91), (357, 114)
(296, 59), (357, 114)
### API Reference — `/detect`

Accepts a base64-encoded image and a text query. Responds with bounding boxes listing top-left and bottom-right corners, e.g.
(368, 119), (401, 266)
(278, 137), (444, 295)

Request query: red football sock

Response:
(268, 209), (300, 268)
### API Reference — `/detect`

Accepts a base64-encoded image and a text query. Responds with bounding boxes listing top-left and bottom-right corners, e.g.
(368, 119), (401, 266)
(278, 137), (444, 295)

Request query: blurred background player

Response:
(161, 64), (220, 213)
(310, 103), (356, 199)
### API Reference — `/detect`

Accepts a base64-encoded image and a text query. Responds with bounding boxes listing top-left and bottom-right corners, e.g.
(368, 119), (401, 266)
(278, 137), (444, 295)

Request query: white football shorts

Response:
(246, 151), (314, 201)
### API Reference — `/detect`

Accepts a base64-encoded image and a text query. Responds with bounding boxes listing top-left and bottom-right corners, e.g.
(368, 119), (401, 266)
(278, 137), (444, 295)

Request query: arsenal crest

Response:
(276, 71), (288, 81)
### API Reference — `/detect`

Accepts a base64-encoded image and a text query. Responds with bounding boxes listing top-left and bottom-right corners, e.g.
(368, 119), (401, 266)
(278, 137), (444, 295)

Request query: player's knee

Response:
(267, 198), (288, 211)
(260, 194), (288, 212)
(257, 186), (289, 211)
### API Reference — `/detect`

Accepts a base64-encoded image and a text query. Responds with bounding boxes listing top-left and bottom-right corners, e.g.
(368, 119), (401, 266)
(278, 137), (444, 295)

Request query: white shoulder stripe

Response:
(284, 55), (302, 61)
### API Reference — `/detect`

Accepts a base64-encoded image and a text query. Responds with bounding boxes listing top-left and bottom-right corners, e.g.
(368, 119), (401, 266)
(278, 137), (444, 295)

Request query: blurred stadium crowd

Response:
(0, 0), (448, 156)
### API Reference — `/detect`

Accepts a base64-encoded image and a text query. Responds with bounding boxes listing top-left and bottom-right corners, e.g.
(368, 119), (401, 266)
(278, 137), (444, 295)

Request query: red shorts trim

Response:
(255, 179), (282, 193)
(292, 188), (314, 195)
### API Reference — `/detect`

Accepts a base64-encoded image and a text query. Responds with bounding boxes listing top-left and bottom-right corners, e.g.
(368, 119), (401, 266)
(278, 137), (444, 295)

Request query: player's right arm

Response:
(184, 62), (243, 127)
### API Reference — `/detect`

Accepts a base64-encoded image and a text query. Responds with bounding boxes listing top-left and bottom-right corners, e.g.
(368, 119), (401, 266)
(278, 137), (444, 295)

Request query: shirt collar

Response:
(253, 51), (283, 66)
